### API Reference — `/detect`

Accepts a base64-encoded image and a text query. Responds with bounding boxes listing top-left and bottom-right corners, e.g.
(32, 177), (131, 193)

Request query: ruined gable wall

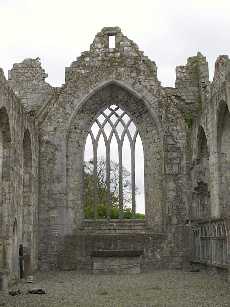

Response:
(37, 27), (190, 271)
(37, 27), (164, 270)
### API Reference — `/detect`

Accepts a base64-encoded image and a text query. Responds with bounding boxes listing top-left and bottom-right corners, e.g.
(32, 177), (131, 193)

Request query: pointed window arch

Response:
(192, 126), (210, 219)
(83, 104), (144, 219)
(217, 103), (230, 211)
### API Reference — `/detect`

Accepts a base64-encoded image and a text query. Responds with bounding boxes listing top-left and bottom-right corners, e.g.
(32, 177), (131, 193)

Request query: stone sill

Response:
(191, 260), (229, 270)
(78, 220), (166, 237)
(91, 250), (143, 257)
(76, 232), (166, 239)
(83, 219), (145, 224)
(80, 219), (146, 234)
(191, 217), (230, 224)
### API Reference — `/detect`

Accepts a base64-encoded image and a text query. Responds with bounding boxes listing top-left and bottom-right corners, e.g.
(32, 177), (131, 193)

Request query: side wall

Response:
(0, 69), (39, 283)
(186, 55), (230, 273)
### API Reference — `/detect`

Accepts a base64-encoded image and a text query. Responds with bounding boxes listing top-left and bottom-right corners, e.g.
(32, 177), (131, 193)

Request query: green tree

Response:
(83, 157), (144, 219)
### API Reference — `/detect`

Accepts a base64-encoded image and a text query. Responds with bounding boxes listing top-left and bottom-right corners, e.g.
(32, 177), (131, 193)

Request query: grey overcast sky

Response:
(1, 0), (230, 87)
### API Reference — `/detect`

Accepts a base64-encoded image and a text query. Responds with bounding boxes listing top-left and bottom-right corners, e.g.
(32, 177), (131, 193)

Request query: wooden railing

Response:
(192, 218), (229, 267)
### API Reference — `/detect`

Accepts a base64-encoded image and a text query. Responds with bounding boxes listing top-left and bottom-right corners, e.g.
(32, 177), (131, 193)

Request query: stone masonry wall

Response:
(188, 55), (230, 219)
(0, 68), (39, 283)
(37, 27), (189, 271)
(8, 58), (54, 114)
(1, 26), (230, 276)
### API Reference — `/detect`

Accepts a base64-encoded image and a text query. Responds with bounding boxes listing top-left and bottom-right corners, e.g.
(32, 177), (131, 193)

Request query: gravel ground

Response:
(0, 270), (230, 307)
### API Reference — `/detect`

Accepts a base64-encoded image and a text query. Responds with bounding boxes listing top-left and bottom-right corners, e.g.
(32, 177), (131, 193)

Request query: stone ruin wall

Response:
(0, 27), (230, 280)
(0, 68), (39, 283)
(33, 27), (189, 271)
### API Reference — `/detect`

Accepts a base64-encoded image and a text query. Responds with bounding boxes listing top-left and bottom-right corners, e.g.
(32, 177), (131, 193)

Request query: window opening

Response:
(109, 35), (116, 49)
(84, 105), (145, 219)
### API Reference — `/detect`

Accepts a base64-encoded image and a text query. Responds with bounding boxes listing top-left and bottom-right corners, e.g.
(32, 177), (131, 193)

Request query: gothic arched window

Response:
(192, 127), (210, 219)
(84, 104), (144, 219)
(217, 103), (230, 213)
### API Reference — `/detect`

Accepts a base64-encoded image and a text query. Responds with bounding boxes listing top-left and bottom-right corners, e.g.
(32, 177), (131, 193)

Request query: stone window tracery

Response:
(83, 104), (144, 219)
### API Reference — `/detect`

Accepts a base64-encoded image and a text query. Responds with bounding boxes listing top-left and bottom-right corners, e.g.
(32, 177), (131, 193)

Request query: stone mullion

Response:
(99, 113), (113, 219)
(199, 228), (202, 261)
(105, 142), (111, 218)
(131, 142), (136, 215)
(93, 142), (98, 219)
(118, 141), (123, 219)
(107, 112), (125, 219)
(131, 131), (138, 216)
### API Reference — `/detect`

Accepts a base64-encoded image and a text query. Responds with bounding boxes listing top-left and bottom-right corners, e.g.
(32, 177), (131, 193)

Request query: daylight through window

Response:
(84, 105), (144, 219)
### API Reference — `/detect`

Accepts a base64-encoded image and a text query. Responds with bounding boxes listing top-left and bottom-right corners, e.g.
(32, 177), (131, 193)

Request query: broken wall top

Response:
(211, 55), (230, 96)
(65, 27), (159, 83)
(8, 58), (53, 113)
(4, 27), (230, 121)
(0, 67), (21, 106)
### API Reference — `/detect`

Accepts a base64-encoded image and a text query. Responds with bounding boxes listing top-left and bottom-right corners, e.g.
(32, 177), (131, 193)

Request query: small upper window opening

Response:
(109, 35), (116, 49)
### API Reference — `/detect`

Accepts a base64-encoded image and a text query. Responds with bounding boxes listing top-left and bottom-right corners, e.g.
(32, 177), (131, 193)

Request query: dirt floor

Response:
(0, 270), (230, 307)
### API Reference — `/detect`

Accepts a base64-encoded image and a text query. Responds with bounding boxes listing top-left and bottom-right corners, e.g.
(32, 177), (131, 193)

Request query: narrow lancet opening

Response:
(108, 35), (116, 49)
